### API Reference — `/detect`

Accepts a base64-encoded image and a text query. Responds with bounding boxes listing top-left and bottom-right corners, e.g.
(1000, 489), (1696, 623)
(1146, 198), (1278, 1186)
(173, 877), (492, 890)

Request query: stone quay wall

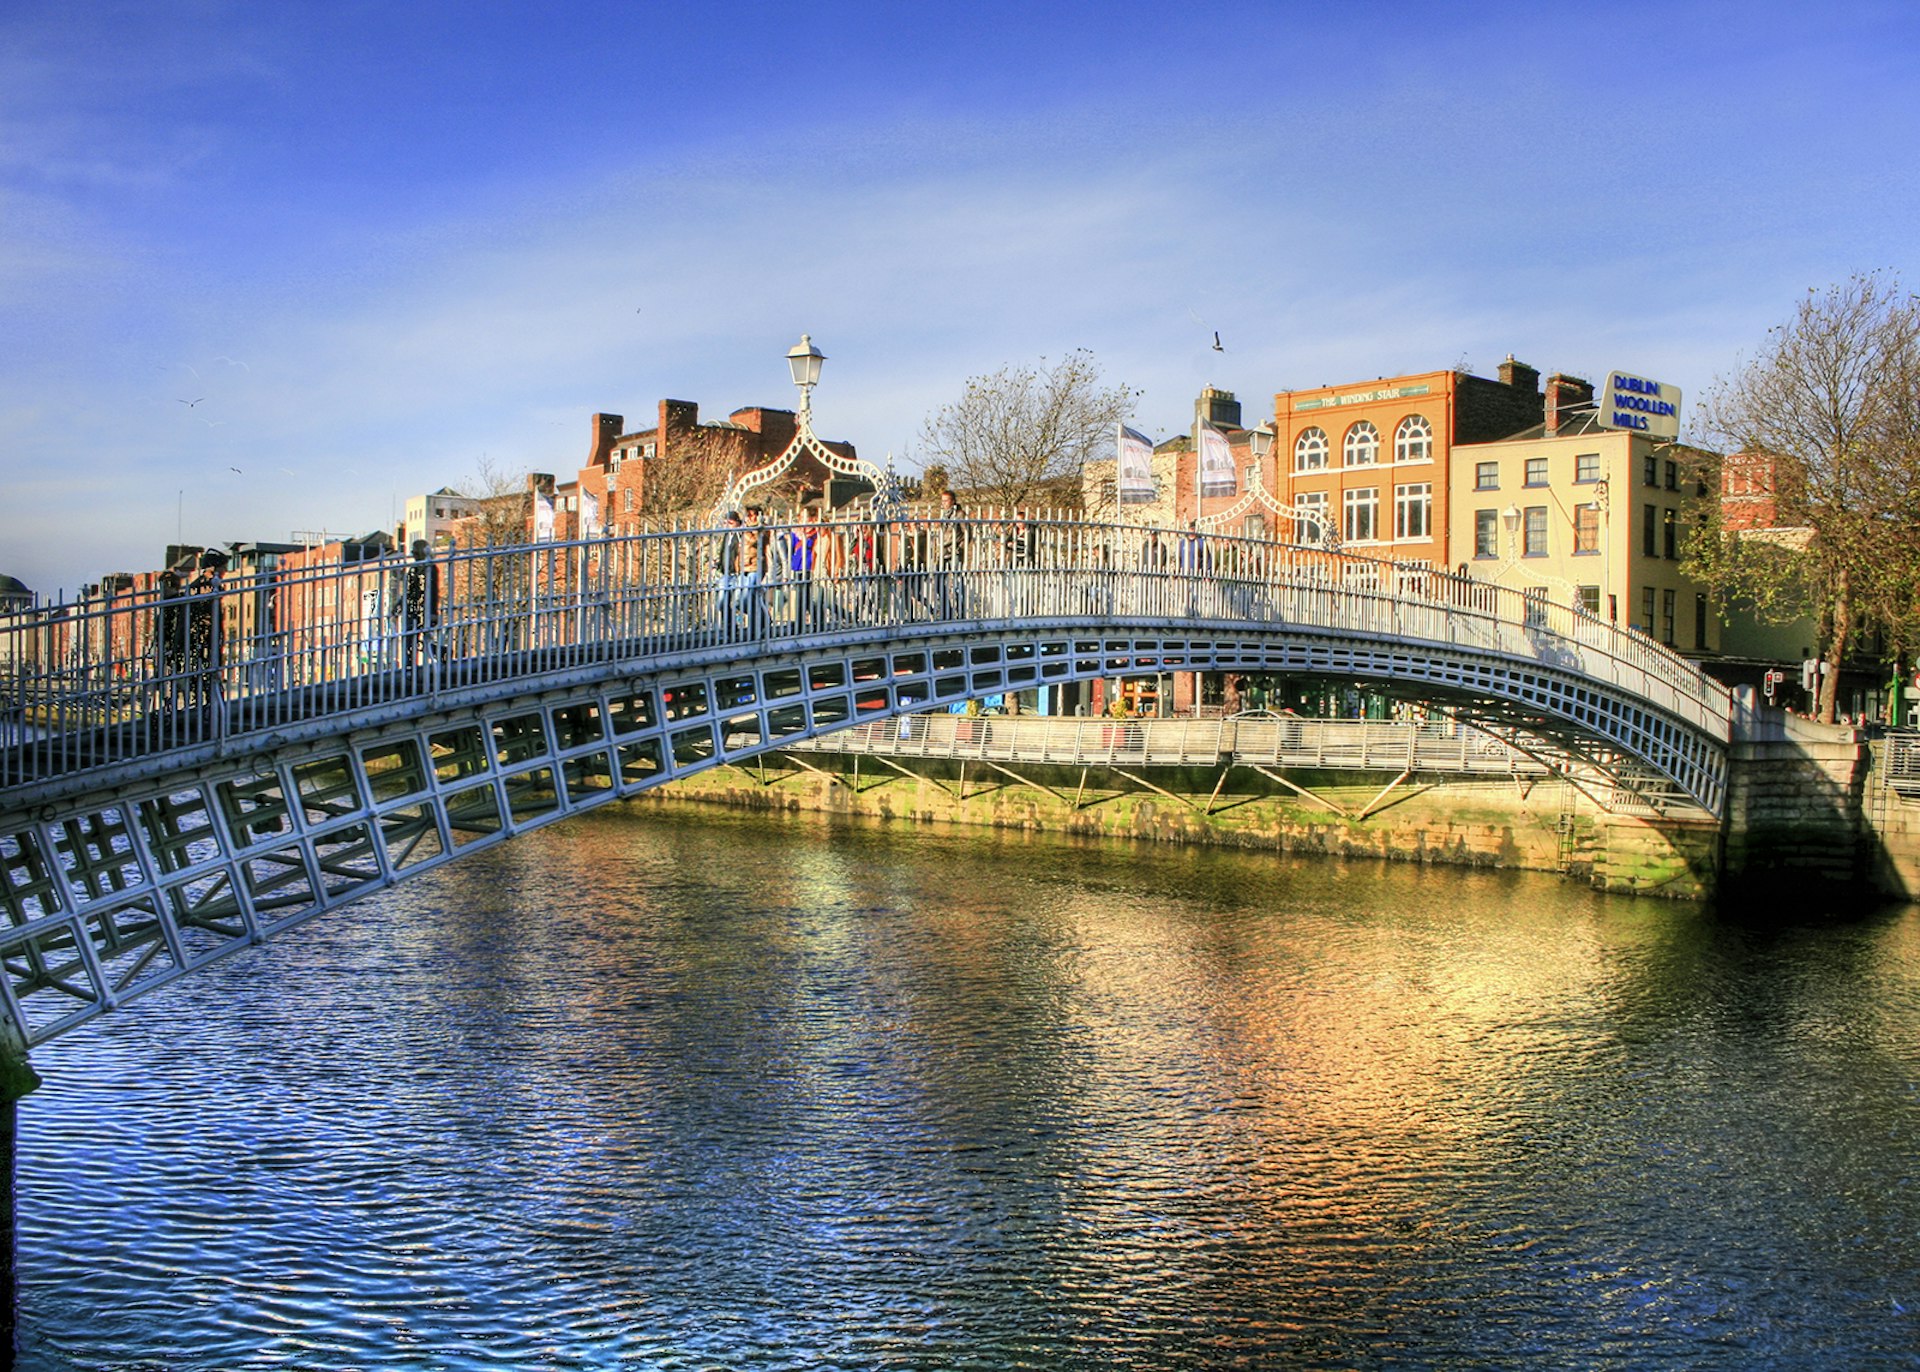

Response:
(646, 755), (1722, 900)
(642, 719), (1920, 905)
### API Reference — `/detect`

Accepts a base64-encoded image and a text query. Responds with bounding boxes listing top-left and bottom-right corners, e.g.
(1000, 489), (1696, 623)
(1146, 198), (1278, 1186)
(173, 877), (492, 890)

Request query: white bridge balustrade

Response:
(0, 513), (1733, 1051)
(790, 713), (1554, 778)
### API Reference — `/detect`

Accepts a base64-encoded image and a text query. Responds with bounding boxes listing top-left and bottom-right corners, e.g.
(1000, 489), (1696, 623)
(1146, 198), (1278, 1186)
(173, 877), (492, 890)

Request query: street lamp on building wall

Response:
(714, 334), (898, 519)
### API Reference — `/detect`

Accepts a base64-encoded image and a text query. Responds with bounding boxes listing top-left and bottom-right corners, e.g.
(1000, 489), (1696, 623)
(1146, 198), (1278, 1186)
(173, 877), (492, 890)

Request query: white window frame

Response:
(1293, 489), (1328, 544)
(1394, 414), (1433, 463)
(1294, 427), (1330, 472)
(1343, 421), (1380, 468)
(1393, 482), (1431, 541)
(1342, 486), (1379, 543)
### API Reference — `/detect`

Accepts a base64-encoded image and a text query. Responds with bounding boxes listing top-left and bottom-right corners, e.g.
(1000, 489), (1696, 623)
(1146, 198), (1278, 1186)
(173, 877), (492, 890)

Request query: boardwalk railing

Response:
(0, 512), (1731, 795)
(790, 713), (1552, 776)
(1883, 729), (1920, 800)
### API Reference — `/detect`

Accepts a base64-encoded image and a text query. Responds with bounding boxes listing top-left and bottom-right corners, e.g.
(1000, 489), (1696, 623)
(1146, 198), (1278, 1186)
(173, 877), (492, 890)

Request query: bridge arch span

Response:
(0, 522), (1731, 1052)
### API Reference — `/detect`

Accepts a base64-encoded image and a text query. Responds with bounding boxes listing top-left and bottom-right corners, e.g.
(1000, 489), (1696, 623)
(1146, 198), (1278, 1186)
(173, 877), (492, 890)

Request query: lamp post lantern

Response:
(786, 334), (826, 426)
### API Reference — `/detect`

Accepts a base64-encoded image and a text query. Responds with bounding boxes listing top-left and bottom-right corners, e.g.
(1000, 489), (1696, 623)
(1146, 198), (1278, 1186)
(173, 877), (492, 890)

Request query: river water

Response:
(14, 806), (1920, 1369)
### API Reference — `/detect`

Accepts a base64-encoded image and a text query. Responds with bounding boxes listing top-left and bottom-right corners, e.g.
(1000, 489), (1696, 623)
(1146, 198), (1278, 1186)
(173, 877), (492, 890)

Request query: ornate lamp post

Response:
(1194, 423), (1333, 548)
(714, 334), (897, 519)
(786, 333), (825, 424)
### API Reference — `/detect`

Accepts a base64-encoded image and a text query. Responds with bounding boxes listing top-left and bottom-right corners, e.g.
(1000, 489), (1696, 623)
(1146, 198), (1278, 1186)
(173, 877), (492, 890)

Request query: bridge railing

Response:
(793, 713), (1551, 776)
(0, 512), (1730, 791)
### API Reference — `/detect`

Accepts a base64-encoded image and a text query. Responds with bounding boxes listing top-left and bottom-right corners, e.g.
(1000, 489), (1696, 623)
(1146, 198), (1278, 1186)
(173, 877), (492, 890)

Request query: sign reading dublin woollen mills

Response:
(1597, 370), (1682, 440)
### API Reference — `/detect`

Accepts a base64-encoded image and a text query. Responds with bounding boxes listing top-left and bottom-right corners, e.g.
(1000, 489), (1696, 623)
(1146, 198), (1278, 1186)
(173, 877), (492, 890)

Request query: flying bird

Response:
(229, 466), (243, 474)
(1212, 331), (1224, 352)
(178, 397), (204, 407)
(212, 355), (249, 371)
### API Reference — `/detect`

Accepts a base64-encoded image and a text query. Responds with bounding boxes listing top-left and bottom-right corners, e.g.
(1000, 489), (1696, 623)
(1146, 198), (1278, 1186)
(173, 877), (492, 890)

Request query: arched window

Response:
(1294, 427), (1329, 471)
(1344, 420), (1379, 467)
(1394, 414), (1433, 463)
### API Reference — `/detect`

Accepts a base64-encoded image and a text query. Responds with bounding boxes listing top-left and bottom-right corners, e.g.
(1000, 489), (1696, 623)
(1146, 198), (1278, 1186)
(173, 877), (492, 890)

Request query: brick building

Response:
(1267, 358), (1546, 577)
(556, 400), (860, 540)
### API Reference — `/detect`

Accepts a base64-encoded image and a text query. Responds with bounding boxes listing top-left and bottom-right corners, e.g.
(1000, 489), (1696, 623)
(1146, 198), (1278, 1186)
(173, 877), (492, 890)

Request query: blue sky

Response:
(4, 0), (1916, 593)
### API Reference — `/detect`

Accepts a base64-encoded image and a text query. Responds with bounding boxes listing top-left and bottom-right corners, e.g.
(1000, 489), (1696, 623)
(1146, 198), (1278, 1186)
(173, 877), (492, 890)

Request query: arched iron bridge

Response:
(0, 515), (1731, 1052)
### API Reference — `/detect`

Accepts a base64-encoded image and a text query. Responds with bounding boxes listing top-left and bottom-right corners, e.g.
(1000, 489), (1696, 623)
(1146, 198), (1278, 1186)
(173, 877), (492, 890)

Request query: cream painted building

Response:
(1450, 411), (1720, 656)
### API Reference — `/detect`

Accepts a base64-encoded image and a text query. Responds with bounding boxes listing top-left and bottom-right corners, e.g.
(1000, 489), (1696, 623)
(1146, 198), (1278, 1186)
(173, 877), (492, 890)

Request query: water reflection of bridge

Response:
(0, 515), (1732, 1052)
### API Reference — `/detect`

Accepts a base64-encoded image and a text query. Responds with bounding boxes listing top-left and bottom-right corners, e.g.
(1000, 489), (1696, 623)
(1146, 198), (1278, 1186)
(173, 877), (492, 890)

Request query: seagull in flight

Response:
(229, 466), (243, 474)
(1212, 331), (1224, 352)
(178, 397), (205, 407)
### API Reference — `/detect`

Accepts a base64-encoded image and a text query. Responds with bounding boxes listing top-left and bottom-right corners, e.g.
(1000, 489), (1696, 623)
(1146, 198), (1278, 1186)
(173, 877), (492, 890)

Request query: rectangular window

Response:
(1342, 487), (1379, 543)
(1575, 453), (1600, 483)
(1664, 460), (1678, 491)
(1394, 483), (1431, 540)
(1523, 505), (1547, 557)
(1664, 507), (1677, 559)
(1643, 454), (1658, 487)
(1294, 490), (1327, 544)
(1475, 461), (1499, 490)
(1643, 503), (1657, 556)
(1474, 509), (1499, 559)
(1641, 586), (1656, 633)
(1662, 588), (1676, 644)
(1694, 592), (1709, 650)
(1524, 457), (1549, 487)
(1577, 585), (1601, 614)
(1574, 503), (1600, 554)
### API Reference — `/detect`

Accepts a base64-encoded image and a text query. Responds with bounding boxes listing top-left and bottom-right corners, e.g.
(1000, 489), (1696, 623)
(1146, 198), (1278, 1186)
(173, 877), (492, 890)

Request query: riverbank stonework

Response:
(644, 756), (1721, 899)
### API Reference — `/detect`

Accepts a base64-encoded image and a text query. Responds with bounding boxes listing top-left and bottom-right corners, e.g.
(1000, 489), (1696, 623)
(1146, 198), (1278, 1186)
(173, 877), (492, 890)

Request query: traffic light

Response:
(1800, 659), (1823, 692)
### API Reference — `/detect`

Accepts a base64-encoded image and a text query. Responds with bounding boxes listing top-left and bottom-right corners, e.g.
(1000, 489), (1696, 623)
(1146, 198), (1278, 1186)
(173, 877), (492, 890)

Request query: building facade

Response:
(1268, 359), (1546, 577)
(1450, 400), (1720, 655)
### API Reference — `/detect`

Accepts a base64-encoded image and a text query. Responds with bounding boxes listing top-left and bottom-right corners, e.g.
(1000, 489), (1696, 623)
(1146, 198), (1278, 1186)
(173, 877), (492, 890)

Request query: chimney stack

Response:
(589, 413), (624, 468)
(1544, 373), (1594, 437)
(1497, 355), (1540, 395)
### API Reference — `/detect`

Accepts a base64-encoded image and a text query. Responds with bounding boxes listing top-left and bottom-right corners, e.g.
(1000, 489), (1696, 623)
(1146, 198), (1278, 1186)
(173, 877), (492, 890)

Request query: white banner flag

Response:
(1117, 425), (1155, 504)
(534, 489), (556, 541)
(1198, 423), (1236, 498)
(581, 489), (602, 539)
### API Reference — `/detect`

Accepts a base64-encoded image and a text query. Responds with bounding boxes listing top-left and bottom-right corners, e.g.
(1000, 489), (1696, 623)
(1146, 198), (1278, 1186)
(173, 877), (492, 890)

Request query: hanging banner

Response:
(533, 489), (556, 541)
(1117, 425), (1155, 504)
(581, 488), (602, 539)
(1198, 422), (1236, 498)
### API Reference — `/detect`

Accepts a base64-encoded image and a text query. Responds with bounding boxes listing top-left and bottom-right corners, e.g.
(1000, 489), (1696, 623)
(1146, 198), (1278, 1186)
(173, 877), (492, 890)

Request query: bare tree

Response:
(634, 425), (749, 518)
(454, 456), (533, 547)
(918, 350), (1136, 509)
(1689, 272), (1920, 720)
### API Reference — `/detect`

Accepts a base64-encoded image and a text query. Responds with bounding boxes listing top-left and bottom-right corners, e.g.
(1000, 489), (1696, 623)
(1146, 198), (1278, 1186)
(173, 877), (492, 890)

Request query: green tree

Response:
(918, 351), (1136, 509)
(1689, 273), (1920, 721)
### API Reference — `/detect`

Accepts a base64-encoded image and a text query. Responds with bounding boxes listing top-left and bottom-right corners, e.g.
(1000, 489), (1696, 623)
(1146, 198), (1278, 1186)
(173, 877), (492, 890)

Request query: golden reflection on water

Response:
(25, 799), (1920, 1370)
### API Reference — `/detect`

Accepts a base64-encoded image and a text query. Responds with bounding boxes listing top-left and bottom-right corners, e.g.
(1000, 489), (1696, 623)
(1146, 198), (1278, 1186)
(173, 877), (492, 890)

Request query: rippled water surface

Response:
(16, 807), (1920, 1369)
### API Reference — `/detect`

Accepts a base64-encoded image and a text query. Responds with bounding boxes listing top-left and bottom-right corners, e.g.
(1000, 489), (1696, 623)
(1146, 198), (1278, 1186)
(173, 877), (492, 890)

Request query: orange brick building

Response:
(1267, 358), (1545, 578)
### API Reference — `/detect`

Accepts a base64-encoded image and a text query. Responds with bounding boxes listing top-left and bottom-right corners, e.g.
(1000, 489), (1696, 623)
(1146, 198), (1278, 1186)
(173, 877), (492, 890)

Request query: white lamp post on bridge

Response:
(713, 333), (898, 520)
